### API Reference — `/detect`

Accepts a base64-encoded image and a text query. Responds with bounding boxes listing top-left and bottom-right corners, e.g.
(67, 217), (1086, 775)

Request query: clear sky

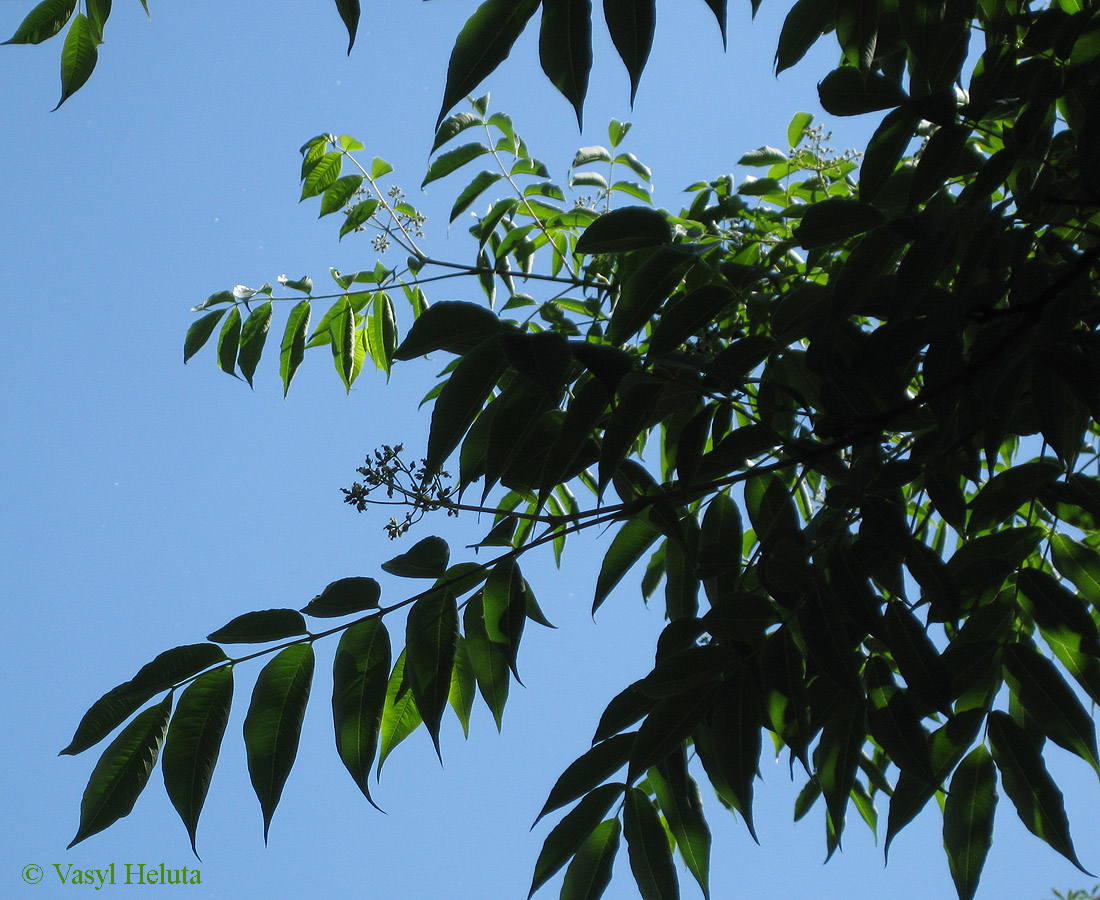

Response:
(2, 2), (1095, 898)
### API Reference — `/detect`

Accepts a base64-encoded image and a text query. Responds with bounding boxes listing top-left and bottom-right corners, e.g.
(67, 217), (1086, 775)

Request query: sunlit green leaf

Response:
(3, 0), (76, 44)
(54, 14), (98, 109)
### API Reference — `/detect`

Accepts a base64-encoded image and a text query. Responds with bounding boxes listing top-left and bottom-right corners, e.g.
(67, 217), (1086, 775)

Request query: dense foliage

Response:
(29, 0), (1100, 898)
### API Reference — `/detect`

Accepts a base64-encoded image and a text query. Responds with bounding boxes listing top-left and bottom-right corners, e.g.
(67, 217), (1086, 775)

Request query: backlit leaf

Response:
(438, 0), (541, 127)
(3, 0), (76, 44)
(54, 14), (98, 110)
(624, 787), (679, 900)
(69, 697), (171, 848)
(162, 666), (233, 854)
(405, 590), (459, 759)
(332, 619), (390, 807)
(208, 609), (308, 644)
(243, 644), (314, 842)
(529, 784), (625, 898)
(943, 745), (996, 900)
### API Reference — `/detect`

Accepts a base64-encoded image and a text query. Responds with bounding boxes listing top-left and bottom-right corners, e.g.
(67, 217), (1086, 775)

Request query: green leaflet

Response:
(238, 300), (273, 388)
(69, 697), (171, 848)
(377, 650), (423, 772)
(300, 152), (343, 201)
(988, 711), (1092, 875)
(277, 299), (310, 397)
(432, 111), (485, 155)
(405, 590), (459, 758)
(539, 0), (593, 128)
(334, 0), (360, 53)
(943, 745), (997, 900)
(650, 747), (711, 900)
(332, 619), (390, 808)
(463, 592), (511, 730)
(243, 644), (314, 842)
(535, 732), (636, 826)
(425, 335), (508, 476)
(4, 0), (76, 44)
(208, 609), (308, 644)
(382, 536), (450, 579)
(216, 304), (242, 377)
(54, 13), (98, 110)
(1004, 641), (1100, 776)
(437, 0), (541, 128)
(593, 517), (661, 614)
(422, 141), (491, 188)
(62, 643), (227, 756)
(528, 783), (625, 899)
(448, 635), (476, 737)
(602, 0), (655, 104)
(1051, 533), (1100, 610)
(301, 576), (381, 618)
(184, 309), (227, 364)
(560, 818), (621, 900)
(624, 787), (679, 900)
(319, 174), (364, 217)
(162, 666), (233, 855)
(483, 559), (527, 679)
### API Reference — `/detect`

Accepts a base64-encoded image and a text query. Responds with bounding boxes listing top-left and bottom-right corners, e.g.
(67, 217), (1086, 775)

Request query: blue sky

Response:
(1, 1), (1095, 898)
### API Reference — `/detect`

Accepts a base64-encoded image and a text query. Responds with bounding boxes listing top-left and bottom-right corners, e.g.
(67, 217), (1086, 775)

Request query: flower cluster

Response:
(342, 444), (455, 538)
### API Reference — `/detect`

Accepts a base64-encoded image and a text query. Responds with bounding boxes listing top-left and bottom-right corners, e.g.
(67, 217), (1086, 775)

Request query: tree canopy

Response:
(21, 0), (1100, 899)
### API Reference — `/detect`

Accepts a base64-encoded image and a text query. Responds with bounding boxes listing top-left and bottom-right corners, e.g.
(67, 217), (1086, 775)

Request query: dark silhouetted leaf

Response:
(382, 536), (450, 579)
(332, 618), (390, 807)
(1004, 641), (1100, 775)
(651, 747), (711, 900)
(69, 697), (171, 848)
(535, 732), (635, 826)
(817, 66), (907, 116)
(560, 818), (621, 900)
(988, 711), (1092, 874)
(539, 0), (593, 127)
(594, 518), (661, 613)
(208, 609), (308, 644)
(943, 744), (996, 900)
(529, 784), (625, 898)
(335, 0), (360, 54)
(62, 644), (227, 756)
(438, 0), (541, 127)
(576, 206), (672, 254)
(603, 0), (655, 104)
(162, 666), (233, 855)
(624, 787), (679, 900)
(464, 593), (511, 730)
(243, 643), (314, 842)
(301, 576), (382, 618)
(405, 590), (459, 758)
